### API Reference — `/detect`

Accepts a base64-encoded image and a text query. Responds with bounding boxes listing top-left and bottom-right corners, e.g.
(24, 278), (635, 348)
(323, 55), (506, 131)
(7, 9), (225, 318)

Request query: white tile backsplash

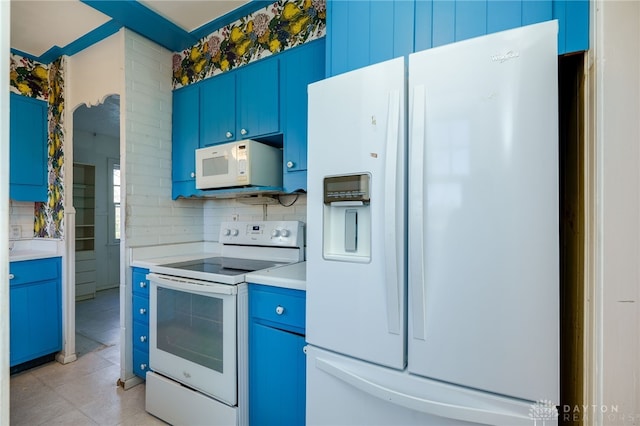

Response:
(203, 195), (307, 242)
(9, 201), (34, 239)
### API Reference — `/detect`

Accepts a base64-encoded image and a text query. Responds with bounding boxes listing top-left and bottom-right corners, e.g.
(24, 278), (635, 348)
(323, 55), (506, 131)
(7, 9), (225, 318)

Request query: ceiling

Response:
(10, 0), (253, 139)
(10, 0), (252, 60)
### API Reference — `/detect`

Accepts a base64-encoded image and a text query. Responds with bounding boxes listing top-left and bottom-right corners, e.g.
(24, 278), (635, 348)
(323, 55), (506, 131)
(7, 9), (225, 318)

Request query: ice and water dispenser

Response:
(322, 174), (371, 262)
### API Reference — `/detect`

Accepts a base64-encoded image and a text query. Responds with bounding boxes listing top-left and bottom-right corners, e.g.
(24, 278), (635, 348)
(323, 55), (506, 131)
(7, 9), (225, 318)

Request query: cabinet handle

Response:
(240, 128), (248, 136)
(8, 274), (14, 280)
(190, 172), (195, 178)
(286, 161), (295, 169)
(226, 131), (233, 138)
(139, 308), (147, 315)
(139, 281), (147, 288)
(275, 305), (284, 315)
(140, 363), (147, 371)
(140, 335), (147, 343)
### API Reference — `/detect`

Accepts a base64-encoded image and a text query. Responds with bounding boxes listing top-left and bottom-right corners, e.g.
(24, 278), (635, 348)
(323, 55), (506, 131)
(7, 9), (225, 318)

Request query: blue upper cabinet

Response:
(236, 59), (280, 141)
(10, 93), (48, 202)
(280, 39), (326, 193)
(327, 0), (589, 77)
(200, 71), (236, 146)
(172, 84), (200, 199)
(200, 58), (279, 147)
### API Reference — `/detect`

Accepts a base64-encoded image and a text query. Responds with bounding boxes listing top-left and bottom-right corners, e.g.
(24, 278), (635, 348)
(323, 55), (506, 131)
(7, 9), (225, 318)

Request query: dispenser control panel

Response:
(323, 174), (371, 204)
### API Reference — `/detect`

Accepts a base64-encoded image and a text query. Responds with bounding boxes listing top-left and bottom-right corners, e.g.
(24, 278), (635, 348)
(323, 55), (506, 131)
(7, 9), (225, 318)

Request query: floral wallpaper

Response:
(9, 54), (49, 100)
(9, 53), (65, 239)
(34, 57), (65, 238)
(173, 0), (326, 88)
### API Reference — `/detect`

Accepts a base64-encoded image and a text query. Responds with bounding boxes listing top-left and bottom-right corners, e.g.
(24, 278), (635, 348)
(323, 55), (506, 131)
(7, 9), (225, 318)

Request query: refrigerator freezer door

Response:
(307, 57), (406, 369)
(408, 21), (559, 402)
(306, 345), (547, 426)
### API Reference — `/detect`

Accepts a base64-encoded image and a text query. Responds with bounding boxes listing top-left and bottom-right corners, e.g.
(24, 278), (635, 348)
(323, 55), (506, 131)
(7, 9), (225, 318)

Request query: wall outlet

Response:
(10, 225), (21, 239)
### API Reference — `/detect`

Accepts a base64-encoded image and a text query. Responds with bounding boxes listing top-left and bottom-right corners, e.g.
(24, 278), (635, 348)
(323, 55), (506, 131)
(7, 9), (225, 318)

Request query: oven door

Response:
(148, 273), (238, 406)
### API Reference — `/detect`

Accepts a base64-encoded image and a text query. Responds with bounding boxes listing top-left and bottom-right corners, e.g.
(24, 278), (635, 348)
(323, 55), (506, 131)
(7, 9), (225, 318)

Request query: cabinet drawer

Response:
(132, 268), (150, 297)
(10, 257), (60, 286)
(250, 285), (305, 332)
(133, 348), (150, 378)
(133, 321), (149, 350)
(133, 295), (149, 323)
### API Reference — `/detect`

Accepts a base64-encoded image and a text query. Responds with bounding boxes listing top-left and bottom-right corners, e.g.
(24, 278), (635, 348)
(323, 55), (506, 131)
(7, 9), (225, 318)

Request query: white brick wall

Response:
(203, 195), (307, 242)
(123, 30), (205, 247)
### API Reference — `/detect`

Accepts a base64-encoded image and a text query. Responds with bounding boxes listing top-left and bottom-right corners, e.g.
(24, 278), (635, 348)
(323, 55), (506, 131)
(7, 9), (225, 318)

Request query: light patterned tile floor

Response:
(10, 288), (166, 426)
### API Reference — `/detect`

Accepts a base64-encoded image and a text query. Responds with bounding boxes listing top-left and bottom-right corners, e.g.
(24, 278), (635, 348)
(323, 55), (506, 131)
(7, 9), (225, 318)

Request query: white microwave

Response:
(195, 140), (282, 190)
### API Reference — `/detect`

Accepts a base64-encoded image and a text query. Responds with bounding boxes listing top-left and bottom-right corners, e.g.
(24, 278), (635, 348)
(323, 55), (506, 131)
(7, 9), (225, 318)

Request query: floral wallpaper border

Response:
(173, 0), (326, 88)
(9, 53), (65, 239)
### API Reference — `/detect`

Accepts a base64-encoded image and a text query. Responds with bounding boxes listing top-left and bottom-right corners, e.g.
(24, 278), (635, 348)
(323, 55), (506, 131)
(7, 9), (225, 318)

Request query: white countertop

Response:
(246, 261), (306, 291)
(9, 239), (64, 262)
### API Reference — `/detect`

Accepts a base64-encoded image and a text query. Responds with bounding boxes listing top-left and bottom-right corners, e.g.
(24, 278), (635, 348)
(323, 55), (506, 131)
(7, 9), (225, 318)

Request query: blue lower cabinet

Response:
(132, 267), (150, 379)
(9, 257), (62, 367)
(249, 284), (306, 425)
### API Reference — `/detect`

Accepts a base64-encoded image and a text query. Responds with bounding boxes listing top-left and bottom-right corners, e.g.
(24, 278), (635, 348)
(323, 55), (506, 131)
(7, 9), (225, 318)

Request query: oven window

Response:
(156, 287), (224, 373)
(203, 156), (228, 177)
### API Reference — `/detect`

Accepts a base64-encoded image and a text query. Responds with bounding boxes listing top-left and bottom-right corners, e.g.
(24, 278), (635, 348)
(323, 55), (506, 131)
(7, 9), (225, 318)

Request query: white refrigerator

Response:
(306, 21), (559, 425)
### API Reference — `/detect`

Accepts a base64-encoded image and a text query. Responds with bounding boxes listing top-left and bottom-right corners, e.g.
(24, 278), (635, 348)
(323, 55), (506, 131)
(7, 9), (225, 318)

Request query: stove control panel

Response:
(219, 221), (304, 248)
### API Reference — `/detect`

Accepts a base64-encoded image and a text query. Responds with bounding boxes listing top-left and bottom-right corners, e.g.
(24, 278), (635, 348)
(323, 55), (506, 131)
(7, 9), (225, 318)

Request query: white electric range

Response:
(145, 220), (304, 426)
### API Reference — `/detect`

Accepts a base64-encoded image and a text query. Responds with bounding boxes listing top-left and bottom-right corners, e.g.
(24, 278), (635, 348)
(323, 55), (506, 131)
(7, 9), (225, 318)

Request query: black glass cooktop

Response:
(159, 257), (281, 276)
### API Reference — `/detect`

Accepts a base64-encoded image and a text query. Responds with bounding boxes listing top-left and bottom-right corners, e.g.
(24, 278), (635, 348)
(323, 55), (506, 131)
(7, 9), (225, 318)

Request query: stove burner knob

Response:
(223, 228), (231, 236)
(280, 229), (290, 238)
(231, 229), (239, 236)
(271, 229), (281, 238)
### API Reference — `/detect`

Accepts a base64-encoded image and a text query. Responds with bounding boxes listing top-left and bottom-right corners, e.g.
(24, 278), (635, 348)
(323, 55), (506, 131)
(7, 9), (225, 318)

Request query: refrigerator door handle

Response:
(384, 90), (401, 335)
(316, 357), (531, 426)
(409, 85), (427, 340)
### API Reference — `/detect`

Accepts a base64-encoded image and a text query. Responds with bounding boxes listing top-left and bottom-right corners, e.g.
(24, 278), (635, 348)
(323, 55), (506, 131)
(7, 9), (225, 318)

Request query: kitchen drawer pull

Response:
(275, 305), (285, 315)
(8, 274), (14, 280)
(139, 308), (147, 315)
(240, 128), (248, 136)
(140, 335), (147, 343)
(286, 161), (295, 169)
(139, 281), (147, 288)
(140, 363), (147, 371)
(226, 131), (233, 138)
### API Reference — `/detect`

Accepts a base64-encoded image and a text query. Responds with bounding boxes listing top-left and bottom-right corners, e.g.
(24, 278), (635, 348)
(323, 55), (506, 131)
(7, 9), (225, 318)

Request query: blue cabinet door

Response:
(249, 323), (306, 425)
(172, 84), (200, 194)
(200, 72), (236, 146)
(280, 39), (326, 193)
(9, 258), (62, 367)
(9, 93), (48, 202)
(236, 58), (280, 140)
(249, 284), (306, 424)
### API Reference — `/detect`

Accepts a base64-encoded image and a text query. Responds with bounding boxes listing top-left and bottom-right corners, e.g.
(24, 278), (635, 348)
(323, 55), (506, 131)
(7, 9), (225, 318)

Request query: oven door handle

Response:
(146, 273), (237, 295)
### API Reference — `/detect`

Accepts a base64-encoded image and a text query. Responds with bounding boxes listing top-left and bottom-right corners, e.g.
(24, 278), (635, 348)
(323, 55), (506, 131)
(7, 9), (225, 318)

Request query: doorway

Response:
(72, 95), (121, 357)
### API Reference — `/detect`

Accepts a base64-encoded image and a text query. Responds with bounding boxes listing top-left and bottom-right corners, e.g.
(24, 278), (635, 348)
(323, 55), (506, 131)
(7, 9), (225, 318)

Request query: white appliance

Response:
(306, 21), (559, 425)
(145, 221), (303, 426)
(195, 139), (283, 189)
